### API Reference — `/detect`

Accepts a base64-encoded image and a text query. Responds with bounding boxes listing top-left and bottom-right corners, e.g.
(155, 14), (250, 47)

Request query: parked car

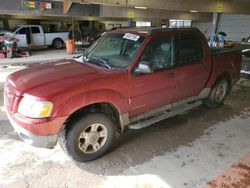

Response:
(242, 48), (250, 58)
(241, 59), (250, 77)
(12, 25), (68, 49)
(0, 30), (10, 37)
(241, 49), (250, 77)
(4, 27), (242, 162)
(241, 36), (250, 44)
(0, 30), (11, 50)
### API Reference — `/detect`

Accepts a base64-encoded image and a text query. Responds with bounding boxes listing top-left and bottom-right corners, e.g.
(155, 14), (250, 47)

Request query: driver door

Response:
(14, 27), (30, 48)
(31, 26), (44, 46)
(128, 33), (178, 117)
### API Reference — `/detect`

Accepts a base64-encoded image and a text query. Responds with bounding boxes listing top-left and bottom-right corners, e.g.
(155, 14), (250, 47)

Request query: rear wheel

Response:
(61, 113), (116, 162)
(205, 78), (229, 108)
(52, 38), (64, 49)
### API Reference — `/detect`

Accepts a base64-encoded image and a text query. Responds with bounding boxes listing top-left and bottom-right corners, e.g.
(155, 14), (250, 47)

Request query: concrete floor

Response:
(0, 49), (76, 66)
(0, 62), (250, 187)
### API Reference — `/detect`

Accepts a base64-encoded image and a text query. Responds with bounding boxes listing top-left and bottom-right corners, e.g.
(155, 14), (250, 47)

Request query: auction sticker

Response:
(123, 33), (140, 41)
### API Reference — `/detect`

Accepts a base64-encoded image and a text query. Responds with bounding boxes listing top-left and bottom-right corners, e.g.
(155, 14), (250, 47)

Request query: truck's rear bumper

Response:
(6, 111), (62, 148)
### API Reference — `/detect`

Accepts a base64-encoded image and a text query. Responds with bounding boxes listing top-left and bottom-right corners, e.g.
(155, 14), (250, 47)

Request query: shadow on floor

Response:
(73, 80), (250, 175)
(1, 79), (250, 176)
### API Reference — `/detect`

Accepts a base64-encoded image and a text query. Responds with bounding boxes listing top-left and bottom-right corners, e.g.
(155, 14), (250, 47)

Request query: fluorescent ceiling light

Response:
(190, 10), (198, 13)
(134, 6), (147, 9)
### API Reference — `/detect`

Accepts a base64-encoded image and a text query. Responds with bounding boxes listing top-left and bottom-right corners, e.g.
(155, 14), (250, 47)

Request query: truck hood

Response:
(7, 59), (100, 96)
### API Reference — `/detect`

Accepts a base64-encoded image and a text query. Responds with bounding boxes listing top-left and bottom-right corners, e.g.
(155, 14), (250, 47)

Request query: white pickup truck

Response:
(13, 25), (68, 49)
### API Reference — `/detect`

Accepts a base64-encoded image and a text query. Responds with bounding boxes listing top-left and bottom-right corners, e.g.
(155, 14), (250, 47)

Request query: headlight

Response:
(18, 97), (53, 118)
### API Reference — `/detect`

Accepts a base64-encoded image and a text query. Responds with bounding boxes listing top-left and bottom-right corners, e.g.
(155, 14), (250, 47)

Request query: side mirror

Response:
(137, 61), (152, 74)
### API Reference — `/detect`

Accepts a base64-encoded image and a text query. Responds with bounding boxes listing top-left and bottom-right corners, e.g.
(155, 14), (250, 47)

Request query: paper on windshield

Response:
(123, 33), (140, 41)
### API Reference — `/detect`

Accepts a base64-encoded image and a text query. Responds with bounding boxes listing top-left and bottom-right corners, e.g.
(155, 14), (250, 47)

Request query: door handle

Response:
(168, 72), (175, 78)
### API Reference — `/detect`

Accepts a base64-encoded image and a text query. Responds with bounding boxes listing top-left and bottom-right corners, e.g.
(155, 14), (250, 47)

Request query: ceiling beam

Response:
(100, 5), (212, 21)
(69, 0), (250, 14)
(63, 0), (73, 14)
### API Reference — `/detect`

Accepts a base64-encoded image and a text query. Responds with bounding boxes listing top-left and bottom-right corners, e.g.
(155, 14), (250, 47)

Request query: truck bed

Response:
(211, 47), (241, 54)
(207, 47), (242, 88)
(44, 32), (68, 46)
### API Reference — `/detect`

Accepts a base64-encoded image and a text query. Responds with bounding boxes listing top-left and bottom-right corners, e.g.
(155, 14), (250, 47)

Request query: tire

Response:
(205, 78), (229, 108)
(61, 113), (116, 162)
(52, 38), (64, 49)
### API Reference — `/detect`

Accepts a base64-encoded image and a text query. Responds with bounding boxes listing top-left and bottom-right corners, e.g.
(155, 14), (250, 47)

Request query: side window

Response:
(31, 27), (40, 34)
(177, 35), (204, 66)
(139, 36), (173, 72)
(17, 27), (27, 34)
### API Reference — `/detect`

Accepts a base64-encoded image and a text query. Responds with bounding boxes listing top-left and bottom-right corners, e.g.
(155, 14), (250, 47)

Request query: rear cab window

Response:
(31, 27), (41, 34)
(175, 33), (204, 66)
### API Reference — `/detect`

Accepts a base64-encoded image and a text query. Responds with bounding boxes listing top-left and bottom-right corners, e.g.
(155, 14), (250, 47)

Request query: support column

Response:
(128, 18), (133, 27)
(2, 16), (9, 30)
(209, 12), (220, 46)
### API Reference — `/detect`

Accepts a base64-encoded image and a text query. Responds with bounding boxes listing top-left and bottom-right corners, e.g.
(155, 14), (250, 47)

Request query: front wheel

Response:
(205, 78), (229, 108)
(61, 113), (116, 162)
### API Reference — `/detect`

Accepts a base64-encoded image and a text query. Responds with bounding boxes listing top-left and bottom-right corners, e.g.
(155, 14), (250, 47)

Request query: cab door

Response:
(173, 31), (212, 101)
(14, 27), (29, 48)
(128, 33), (178, 116)
(31, 26), (44, 46)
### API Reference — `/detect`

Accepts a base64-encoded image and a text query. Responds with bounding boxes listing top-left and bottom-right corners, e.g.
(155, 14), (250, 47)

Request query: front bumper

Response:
(6, 111), (59, 148)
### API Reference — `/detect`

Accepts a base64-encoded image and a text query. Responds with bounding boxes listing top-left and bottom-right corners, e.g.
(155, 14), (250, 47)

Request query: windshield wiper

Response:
(88, 56), (112, 69)
(73, 55), (84, 63)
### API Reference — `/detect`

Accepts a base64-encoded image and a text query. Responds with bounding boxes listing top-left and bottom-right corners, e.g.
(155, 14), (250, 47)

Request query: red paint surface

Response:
(4, 28), (242, 136)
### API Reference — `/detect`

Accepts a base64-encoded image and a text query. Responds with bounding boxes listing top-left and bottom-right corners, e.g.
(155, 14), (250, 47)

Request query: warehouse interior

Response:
(0, 0), (250, 188)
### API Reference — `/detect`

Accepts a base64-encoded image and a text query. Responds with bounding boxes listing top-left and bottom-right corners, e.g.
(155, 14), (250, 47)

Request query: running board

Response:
(128, 100), (203, 130)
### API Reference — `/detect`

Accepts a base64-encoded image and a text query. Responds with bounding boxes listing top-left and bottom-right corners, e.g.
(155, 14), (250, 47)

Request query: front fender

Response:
(53, 89), (129, 117)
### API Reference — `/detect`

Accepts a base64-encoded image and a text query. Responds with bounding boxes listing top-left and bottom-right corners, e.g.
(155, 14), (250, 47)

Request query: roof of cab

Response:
(110, 27), (201, 36)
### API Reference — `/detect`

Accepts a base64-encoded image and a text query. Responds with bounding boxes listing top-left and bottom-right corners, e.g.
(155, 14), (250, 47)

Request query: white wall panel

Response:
(194, 13), (250, 41)
(218, 14), (250, 41)
(192, 21), (211, 39)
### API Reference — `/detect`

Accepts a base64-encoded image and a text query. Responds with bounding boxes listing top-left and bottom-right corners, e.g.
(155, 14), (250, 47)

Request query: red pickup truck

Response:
(4, 28), (241, 162)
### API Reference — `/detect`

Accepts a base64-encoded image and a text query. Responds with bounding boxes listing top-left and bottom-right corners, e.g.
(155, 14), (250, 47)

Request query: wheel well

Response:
(215, 72), (232, 88)
(52, 38), (64, 44)
(63, 103), (121, 132)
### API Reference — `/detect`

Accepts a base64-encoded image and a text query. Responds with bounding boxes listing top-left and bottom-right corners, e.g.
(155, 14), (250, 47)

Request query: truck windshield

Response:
(85, 33), (145, 69)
